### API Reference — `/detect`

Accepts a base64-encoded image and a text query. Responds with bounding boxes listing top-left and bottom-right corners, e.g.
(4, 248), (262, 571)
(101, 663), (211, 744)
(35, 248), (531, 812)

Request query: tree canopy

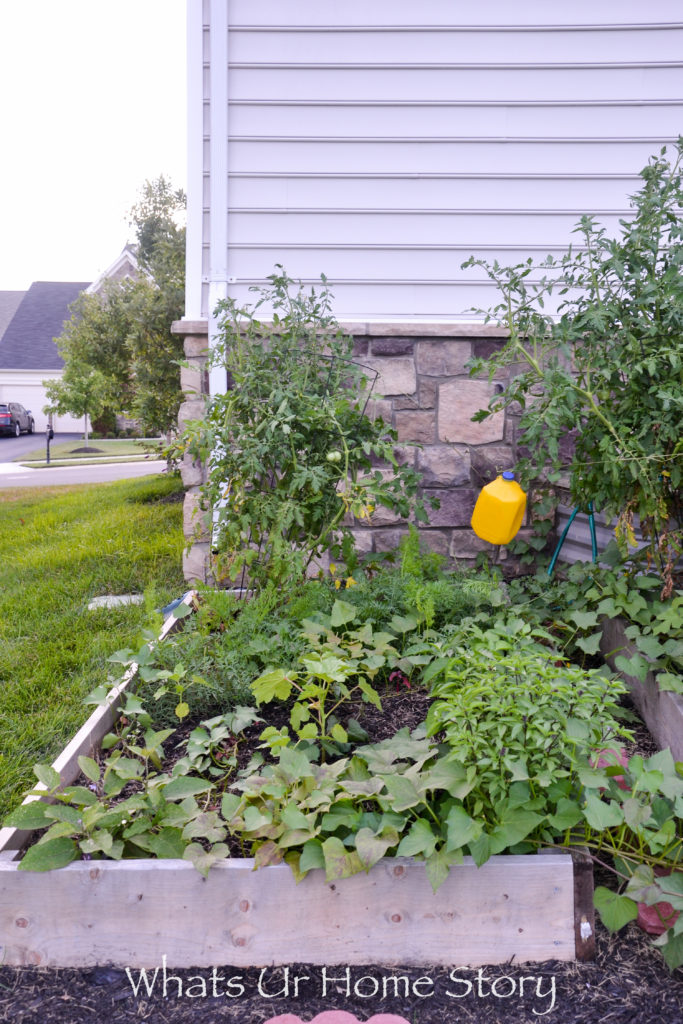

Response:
(47, 176), (186, 438)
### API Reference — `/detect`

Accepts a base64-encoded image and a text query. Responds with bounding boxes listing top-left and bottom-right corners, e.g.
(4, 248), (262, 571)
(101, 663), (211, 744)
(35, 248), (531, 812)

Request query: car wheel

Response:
(14, 422), (20, 437)
(28, 419), (34, 434)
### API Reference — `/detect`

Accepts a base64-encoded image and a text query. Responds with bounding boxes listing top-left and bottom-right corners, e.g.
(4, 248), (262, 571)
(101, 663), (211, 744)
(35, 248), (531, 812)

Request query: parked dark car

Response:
(0, 402), (35, 436)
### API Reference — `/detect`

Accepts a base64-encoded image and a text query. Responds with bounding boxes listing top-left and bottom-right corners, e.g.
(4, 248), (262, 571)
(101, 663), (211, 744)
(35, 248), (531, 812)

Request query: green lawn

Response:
(16, 438), (163, 464)
(0, 474), (186, 820)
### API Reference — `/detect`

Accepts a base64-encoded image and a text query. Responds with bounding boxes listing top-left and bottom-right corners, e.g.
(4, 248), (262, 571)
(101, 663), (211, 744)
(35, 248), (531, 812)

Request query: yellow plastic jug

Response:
(471, 471), (527, 545)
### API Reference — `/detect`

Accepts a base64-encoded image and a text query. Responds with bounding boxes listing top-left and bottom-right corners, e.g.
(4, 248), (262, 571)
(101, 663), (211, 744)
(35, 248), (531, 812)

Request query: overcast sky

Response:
(0, 0), (187, 290)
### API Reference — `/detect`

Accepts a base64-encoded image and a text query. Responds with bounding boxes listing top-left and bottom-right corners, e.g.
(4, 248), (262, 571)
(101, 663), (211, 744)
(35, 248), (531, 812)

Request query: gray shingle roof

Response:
(0, 281), (90, 370)
(0, 291), (27, 340)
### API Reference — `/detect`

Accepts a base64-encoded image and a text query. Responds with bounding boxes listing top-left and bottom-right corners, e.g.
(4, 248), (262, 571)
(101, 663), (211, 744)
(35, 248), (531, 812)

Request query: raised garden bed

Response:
(600, 617), (683, 762)
(0, 592), (596, 970)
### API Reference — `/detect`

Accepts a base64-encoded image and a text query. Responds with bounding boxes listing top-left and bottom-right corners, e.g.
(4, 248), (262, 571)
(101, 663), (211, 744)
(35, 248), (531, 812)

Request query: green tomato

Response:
(326, 450), (342, 463)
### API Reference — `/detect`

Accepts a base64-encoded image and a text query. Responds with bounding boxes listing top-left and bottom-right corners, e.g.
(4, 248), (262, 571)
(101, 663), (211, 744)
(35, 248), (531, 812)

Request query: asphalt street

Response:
(0, 431), (166, 487)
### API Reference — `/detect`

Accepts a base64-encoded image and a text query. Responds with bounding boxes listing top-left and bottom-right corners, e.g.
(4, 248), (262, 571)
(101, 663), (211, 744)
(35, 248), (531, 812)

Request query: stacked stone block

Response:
(174, 323), (213, 584)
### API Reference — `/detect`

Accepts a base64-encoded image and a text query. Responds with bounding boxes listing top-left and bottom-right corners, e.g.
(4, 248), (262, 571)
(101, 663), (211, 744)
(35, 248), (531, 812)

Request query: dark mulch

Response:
(1, 914), (681, 1024)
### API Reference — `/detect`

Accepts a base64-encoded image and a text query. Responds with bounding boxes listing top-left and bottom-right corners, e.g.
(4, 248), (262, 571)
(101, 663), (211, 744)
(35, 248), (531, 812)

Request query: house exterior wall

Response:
(187, 0), (683, 324)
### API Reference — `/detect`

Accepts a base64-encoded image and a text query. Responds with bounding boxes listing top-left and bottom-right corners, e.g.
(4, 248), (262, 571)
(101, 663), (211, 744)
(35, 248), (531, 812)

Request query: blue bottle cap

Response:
(502, 470), (515, 480)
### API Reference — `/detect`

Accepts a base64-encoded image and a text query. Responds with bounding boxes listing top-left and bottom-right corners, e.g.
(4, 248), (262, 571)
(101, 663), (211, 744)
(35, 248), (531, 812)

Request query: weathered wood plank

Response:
(0, 593), (198, 855)
(0, 854), (575, 968)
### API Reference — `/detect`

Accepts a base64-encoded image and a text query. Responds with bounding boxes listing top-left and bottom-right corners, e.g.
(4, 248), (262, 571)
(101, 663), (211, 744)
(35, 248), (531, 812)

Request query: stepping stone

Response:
(86, 594), (144, 610)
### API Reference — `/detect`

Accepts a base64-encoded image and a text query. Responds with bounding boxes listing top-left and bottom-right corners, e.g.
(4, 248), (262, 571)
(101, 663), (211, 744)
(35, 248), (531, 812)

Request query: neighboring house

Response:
(86, 244), (139, 294)
(175, 1), (683, 580)
(0, 281), (90, 432)
(0, 247), (140, 434)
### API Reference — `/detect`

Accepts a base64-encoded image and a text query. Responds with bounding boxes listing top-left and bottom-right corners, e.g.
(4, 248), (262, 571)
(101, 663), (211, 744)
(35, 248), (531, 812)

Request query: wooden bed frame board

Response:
(0, 853), (589, 969)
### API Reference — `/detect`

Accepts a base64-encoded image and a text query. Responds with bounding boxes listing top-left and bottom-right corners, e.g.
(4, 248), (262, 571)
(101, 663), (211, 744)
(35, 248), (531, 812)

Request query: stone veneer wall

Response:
(172, 320), (532, 585)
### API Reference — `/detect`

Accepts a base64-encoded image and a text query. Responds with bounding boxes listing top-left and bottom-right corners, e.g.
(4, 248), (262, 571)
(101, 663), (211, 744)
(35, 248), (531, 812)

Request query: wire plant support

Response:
(547, 501), (598, 578)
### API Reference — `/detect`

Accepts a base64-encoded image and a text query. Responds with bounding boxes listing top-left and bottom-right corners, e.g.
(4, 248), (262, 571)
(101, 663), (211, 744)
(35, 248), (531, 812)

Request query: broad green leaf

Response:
(614, 654), (650, 682)
(624, 864), (661, 905)
(593, 886), (638, 932)
(243, 806), (273, 832)
(657, 673), (683, 694)
(329, 599), (358, 629)
(184, 842), (229, 878)
(163, 776), (212, 801)
(253, 840), (284, 868)
(489, 808), (543, 855)
(548, 799), (583, 831)
(389, 614), (419, 634)
(575, 632), (603, 656)
(570, 610), (600, 630)
(175, 701), (190, 720)
(251, 668), (293, 704)
(33, 764), (60, 791)
(425, 760), (475, 800)
(299, 839), (325, 872)
(330, 723), (348, 744)
(634, 634), (666, 659)
(172, 601), (193, 620)
(3, 801), (53, 830)
(18, 837), (77, 872)
(468, 833), (492, 868)
(445, 805), (481, 851)
(396, 818), (437, 858)
(281, 804), (310, 831)
(623, 798), (652, 829)
(355, 827), (397, 870)
(182, 813), (226, 844)
(654, 931), (683, 972)
(381, 774), (422, 812)
(358, 679), (382, 710)
(425, 847), (462, 893)
(221, 793), (242, 821)
(43, 804), (82, 827)
(77, 756), (101, 784)
(322, 836), (363, 881)
(583, 794), (624, 830)
(278, 746), (315, 784)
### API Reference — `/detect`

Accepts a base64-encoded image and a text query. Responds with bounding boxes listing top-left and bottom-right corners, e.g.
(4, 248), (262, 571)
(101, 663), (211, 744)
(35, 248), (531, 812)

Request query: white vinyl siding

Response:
(189, 1), (683, 321)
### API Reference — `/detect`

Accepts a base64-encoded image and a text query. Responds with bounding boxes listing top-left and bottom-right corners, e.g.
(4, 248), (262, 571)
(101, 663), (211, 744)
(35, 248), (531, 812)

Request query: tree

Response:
(44, 360), (109, 448)
(53, 176), (186, 439)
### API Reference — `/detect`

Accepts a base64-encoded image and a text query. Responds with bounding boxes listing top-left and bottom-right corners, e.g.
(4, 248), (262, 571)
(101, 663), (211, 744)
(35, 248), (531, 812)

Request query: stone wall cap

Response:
(171, 318), (508, 339)
(339, 321), (509, 338)
(172, 319), (209, 336)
